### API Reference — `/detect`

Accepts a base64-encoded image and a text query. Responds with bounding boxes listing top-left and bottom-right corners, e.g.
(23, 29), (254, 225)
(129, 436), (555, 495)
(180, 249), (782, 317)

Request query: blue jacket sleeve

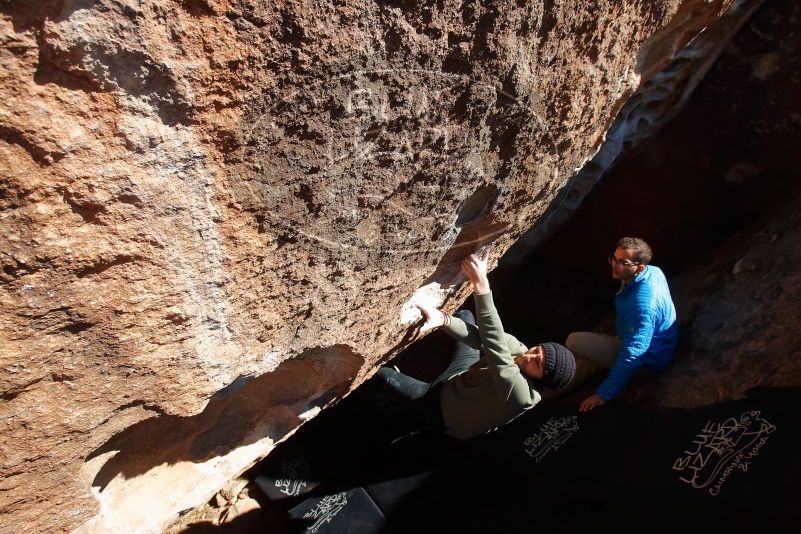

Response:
(596, 307), (656, 400)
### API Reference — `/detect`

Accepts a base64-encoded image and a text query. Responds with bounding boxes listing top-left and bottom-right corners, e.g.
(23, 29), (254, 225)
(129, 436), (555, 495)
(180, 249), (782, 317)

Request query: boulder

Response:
(0, 1), (751, 532)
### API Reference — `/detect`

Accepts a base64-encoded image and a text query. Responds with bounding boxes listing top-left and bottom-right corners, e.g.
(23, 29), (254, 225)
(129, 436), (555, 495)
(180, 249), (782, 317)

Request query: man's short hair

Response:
(616, 237), (652, 265)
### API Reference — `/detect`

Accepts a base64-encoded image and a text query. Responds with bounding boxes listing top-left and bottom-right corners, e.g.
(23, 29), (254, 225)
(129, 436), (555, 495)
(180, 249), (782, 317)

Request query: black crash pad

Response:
(285, 487), (384, 534)
(254, 382), (801, 534)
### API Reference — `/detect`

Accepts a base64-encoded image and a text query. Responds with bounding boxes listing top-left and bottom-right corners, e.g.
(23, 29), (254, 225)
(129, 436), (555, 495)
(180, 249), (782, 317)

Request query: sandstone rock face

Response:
(0, 1), (742, 532)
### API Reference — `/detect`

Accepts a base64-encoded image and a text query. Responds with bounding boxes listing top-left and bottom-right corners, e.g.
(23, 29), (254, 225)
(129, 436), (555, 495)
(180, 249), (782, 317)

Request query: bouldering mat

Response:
(254, 384), (801, 533)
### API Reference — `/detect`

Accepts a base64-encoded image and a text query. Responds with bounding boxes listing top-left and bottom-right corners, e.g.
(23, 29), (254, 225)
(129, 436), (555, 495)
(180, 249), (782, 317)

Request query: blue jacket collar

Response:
(617, 265), (651, 295)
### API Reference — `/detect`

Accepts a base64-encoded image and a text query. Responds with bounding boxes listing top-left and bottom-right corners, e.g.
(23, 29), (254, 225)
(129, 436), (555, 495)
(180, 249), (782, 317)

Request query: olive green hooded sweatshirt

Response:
(439, 292), (541, 439)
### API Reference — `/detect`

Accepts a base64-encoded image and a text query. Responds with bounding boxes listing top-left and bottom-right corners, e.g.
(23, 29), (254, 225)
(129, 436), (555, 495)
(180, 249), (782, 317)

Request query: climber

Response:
(572, 237), (678, 412)
(375, 249), (576, 440)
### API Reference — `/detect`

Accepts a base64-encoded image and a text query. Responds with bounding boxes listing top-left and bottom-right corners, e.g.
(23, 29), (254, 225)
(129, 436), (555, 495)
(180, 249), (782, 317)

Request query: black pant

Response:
(375, 310), (480, 432)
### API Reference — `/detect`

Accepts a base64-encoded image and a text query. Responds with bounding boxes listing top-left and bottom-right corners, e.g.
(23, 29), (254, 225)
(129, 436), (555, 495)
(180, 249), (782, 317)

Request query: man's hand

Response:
(415, 302), (448, 333)
(579, 393), (606, 413)
(461, 249), (491, 295)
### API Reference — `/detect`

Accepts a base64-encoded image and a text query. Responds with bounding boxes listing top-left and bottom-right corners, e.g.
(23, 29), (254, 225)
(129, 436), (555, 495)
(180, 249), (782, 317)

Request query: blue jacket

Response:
(597, 265), (678, 401)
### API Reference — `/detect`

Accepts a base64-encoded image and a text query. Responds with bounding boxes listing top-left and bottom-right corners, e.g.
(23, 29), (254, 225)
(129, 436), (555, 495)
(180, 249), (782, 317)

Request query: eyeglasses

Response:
(608, 256), (640, 267)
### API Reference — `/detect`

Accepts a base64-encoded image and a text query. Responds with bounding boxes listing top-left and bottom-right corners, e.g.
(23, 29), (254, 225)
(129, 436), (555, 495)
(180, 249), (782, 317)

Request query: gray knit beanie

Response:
(540, 342), (576, 390)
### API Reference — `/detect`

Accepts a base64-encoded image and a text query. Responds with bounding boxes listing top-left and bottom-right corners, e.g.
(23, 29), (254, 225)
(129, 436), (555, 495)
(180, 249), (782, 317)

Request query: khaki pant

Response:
(540, 332), (620, 401)
(566, 331), (620, 367)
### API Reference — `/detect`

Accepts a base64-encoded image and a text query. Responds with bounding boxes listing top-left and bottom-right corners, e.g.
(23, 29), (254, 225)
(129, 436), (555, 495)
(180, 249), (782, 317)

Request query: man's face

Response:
(515, 345), (546, 379)
(610, 247), (644, 282)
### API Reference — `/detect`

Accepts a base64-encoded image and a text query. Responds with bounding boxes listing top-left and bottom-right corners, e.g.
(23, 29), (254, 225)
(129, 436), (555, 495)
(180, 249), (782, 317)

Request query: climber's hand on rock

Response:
(461, 249), (490, 295)
(415, 302), (448, 333)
